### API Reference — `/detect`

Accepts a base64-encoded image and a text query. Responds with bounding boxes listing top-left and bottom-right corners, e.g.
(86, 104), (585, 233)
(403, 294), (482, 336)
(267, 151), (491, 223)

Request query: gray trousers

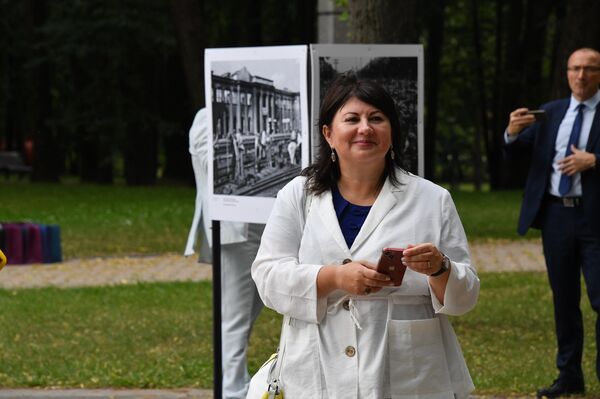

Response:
(219, 223), (264, 399)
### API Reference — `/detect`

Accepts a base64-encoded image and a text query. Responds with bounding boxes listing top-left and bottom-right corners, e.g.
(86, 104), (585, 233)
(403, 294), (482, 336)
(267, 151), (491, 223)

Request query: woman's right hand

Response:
(317, 261), (393, 297)
(338, 261), (393, 295)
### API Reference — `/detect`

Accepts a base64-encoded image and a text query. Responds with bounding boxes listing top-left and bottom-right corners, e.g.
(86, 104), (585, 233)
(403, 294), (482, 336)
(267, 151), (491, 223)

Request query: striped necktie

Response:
(558, 103), (585, 196)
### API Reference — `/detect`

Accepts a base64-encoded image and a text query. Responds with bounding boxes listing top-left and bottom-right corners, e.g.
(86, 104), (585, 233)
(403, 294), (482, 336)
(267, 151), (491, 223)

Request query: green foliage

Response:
(0, 181), (195, 258)
(203, 0), (317, 46)
(434, 0), (496, 184)
(0, 0), (186, 183)
(40, 0), (180, 178)
(1, 0), (319, 184)
(334, 0), (349, 22)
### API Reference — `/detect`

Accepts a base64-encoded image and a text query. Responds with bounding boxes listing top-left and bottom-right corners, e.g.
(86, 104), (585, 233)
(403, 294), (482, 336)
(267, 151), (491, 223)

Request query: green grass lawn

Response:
(0, 180), (536, 261)
(450, 189), (540, 241)
(1, 273), (598, 396)
(454, 273), (598, 396)
(0, 282), (214, 388)
(0, 181), (574, 394)
(0, 181), (195, 258)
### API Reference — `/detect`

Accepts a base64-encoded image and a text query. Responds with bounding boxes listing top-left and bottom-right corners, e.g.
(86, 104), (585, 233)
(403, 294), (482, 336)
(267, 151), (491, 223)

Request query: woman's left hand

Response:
(401, 243), (443, 276)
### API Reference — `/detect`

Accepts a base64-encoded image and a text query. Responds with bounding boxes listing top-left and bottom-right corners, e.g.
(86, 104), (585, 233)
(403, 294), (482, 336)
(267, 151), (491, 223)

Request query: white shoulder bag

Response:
(245, 315), (289, 399)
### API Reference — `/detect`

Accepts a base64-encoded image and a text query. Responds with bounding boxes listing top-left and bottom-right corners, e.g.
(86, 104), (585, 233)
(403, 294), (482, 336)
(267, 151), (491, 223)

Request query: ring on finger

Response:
(364, 287), (372, 295)
(427, 261), (431, 269)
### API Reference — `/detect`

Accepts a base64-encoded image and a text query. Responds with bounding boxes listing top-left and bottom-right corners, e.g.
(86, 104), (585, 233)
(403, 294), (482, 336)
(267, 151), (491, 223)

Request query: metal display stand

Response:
(211, 220), (222, 399)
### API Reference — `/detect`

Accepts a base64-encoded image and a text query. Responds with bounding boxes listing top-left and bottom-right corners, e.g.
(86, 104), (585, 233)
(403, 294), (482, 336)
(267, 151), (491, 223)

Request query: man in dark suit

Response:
(505, 47), (600, 398)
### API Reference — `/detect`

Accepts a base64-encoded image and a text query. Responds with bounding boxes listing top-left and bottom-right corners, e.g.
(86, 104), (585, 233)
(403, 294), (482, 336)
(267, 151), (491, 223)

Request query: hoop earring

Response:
(330, 148), (337, 163)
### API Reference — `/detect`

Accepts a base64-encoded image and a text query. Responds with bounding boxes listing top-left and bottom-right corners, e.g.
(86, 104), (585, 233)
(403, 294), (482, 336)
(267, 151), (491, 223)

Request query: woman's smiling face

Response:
(323, 96), (392, 168)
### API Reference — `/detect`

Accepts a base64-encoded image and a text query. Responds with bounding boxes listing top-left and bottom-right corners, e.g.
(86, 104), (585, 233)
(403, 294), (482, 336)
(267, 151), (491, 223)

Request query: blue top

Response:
(332, 185), (372, 248)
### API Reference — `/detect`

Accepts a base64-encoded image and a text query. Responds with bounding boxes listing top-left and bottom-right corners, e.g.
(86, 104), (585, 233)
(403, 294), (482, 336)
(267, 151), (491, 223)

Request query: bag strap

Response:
(266, 188), (314, 397)
(266, 315), (288, 397)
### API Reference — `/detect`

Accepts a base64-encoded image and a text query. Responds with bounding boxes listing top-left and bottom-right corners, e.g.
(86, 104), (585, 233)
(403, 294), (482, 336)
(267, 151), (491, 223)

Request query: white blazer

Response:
(252, 173), (480, 398)
(184, 108), (248, 257)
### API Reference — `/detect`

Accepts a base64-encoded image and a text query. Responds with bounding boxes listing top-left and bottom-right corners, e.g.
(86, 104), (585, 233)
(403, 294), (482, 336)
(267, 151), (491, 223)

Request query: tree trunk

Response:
(293, 0), (318, 43)
(162, 55), (194, 182)
(470, 0), (486, 191)
(170, 0), (205, 113)
(423, 0), (445, 181)
(489, 0), (554, 190)
(168, 0), (206, 183)
(124, 125), (158, 185)
(79, 136), (113, 184)
(124, 55), (160, 186)
(491, 0), (535, 190)
(521, 0), (552, 106)
(29, 0), (62, 181)
(488, 0), (504, 189)
(348, 0), (419, 43)
(496, 0), (524, 190)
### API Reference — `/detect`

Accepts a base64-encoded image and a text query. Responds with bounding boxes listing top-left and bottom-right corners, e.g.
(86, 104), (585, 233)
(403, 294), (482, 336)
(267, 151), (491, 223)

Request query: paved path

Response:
(470, 238), (546, 273)
(0, 239), (546, 398)
(0, 239), (546, 290)
(0, 254), (210, 290)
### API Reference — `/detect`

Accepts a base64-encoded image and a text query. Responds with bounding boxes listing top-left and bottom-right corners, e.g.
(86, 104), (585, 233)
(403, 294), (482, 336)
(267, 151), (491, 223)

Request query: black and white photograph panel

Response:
(310, 44), (424, 176)
(205, 46), (309, 224)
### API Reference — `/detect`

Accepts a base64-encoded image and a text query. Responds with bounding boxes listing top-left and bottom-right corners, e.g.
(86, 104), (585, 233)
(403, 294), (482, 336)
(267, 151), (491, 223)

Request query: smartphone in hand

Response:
(527, 109), (546, 121)
(376, 247), (407, 286)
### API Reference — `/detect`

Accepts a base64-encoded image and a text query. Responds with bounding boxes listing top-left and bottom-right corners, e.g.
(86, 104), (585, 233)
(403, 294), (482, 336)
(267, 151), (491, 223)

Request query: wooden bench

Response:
(0, 151), (32, 178)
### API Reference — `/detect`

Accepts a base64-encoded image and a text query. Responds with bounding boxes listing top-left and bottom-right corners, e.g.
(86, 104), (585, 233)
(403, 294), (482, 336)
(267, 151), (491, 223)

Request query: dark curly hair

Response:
(301, 73), (405, 195)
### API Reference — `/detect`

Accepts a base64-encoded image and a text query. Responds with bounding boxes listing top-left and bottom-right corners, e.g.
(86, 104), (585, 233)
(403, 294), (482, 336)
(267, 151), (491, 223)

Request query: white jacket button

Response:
(345, 346), (356, 357)
(342, 300), (350, 311)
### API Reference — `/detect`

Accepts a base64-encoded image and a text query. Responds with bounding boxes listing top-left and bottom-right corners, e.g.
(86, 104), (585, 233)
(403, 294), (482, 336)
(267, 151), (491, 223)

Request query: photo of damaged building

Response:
(211, 65), (303, 197)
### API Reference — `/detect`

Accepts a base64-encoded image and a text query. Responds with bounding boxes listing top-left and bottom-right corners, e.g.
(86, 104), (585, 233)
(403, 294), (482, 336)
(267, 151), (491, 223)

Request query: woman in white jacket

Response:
(252, 74), (479, 399)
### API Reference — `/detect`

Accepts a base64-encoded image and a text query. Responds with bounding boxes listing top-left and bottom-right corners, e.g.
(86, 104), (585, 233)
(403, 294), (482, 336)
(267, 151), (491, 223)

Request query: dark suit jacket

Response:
(505, 97), (600, 236)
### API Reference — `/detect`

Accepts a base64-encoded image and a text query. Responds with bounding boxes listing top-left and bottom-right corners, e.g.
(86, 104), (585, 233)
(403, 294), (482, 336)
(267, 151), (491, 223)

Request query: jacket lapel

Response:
(350, 177), (400, 253)
(585, 101), (600, 151)
(546, 100), (570, 158)
(315, 190), (351, 255)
